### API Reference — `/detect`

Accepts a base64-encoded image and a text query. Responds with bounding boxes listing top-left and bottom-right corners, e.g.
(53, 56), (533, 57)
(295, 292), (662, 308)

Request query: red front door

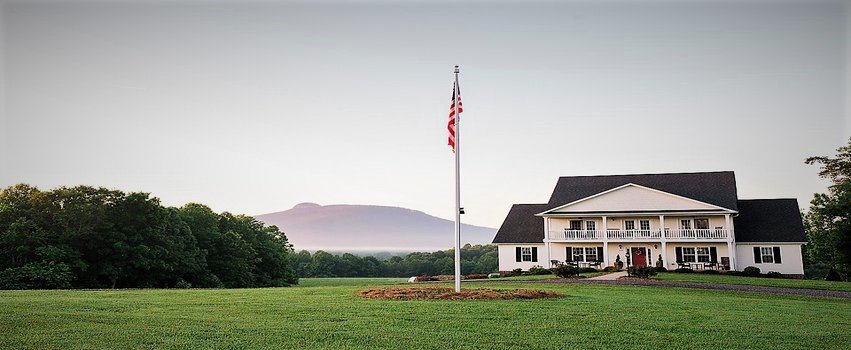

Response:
(631, 247), (647, 267)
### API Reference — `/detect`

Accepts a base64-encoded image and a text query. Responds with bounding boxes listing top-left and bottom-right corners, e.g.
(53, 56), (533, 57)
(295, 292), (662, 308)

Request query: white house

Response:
(493, 172), (807, 277)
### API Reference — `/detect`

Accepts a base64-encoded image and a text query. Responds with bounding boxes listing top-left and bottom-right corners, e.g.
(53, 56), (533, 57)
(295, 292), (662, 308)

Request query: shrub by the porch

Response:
(742, 266), (761, 277)
(765, 272), (783, 278)
(552, 265), (580, 278)
(673, 268), (694, 273)
(627, 266), (657, 279)
(527, 266), (552, 275)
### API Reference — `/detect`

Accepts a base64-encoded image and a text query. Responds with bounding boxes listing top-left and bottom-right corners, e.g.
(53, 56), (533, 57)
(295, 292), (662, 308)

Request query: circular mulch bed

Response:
(356, 287), (566, 300)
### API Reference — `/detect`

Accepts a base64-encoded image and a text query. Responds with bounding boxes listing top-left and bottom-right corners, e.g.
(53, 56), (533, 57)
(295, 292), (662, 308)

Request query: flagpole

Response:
(453, 65), (462, 293)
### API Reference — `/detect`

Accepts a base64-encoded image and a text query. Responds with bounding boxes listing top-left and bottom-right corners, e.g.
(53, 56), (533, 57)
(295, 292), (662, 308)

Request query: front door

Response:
(631, 247), (647, 267)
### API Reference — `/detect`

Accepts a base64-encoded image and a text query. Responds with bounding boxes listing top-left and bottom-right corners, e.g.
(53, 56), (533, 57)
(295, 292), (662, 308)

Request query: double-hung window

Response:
(584, 247), (597, 262)
(624, 220), (636, 230)
(520, 247), (533, 261)
(585, 221), (596, 231)
(639, 220), (650, 231)
(572, 247), (584, 262)
(682, 247), (697, 263)
(696, 247), (711, 262)
(760, 247), (774, 263)
(680, 219), (692, 230)
(694, 218), (710, 230)
(569, 220), (582, 230)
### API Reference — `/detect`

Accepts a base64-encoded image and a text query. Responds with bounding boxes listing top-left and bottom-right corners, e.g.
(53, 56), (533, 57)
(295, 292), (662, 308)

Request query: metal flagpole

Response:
(453, 65), (462, 293)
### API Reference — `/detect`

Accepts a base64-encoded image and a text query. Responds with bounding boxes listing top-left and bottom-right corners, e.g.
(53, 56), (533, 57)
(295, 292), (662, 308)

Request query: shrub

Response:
(487, 273), (500, 279)
(742, 266), (761, 277)
(579, 267), (598, 273)
(552, 265), (580, 278)
(653, 267), (668, 273)
(673, 268), (694, 274)
(699, 270), (720, 274)
(725, 270), (742, 276)
(465, 274), (488, 280)
(0, 261), (74, 290)
(507, 268), (523, 277)
(826, 268), (842, 281)
(175, 279), (192, 289)
(602, 266), (618, 272)
(627, 266), (657, 279)
(527, 265), (552, 275)
(765, 271), (784, 279)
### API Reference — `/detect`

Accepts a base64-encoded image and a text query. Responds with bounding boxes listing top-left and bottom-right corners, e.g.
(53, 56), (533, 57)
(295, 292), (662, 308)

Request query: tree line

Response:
(292, 244), (498, 277)
(0, 184), (298, 289)
(804, 137), (851, 281)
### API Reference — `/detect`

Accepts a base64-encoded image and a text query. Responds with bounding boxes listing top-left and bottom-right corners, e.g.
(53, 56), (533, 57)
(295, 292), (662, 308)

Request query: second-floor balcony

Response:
(548, 229), (730, 241)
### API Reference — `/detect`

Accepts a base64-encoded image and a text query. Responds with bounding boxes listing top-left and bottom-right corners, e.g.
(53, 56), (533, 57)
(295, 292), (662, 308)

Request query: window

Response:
(572, 247), (584, 262)
(586, 221), (596, 231)
(682, 247), (696, 263)
(696, 247), (710, 262)
(694, 218), (710, 230)
(680, 219), (692, 230)
(569, 220), (582, 230)
(760, 247), (774, 263)
(624, 220), (636, 230)
(521, 247), (533, 262)
(639, 220), (651, 231)
(584, 247), (597, 262)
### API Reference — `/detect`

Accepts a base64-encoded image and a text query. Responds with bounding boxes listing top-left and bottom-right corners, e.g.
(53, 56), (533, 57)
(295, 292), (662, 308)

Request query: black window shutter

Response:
(597, 247), (604, 262)
(675, 247), (683, 262)
(773, 247), (782, 264)
(531, 247), (538, 262)
(709, 247), (718, 263)
(753, 247), (762, 263)
(516, 247), (522, 262)
(565, 247), (573, 262)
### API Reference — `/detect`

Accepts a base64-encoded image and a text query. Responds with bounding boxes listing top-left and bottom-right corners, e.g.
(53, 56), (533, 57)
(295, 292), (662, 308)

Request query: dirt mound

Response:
(356, 287), (566, 300)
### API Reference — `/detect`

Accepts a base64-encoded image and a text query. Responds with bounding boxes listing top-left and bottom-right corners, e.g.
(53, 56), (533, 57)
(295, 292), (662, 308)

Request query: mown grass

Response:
(296, 277), (407, 287)
(655, 272), (851, 292)
(1, 279), (849, 349)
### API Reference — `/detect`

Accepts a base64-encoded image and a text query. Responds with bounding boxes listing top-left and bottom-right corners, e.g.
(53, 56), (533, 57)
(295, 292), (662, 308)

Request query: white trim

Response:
(735, 242), (807, 245)
(537, 183), (738, 215)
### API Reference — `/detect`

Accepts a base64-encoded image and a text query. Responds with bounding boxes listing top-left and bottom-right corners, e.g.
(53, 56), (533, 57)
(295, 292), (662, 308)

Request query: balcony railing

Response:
(547, 229), (729, 241)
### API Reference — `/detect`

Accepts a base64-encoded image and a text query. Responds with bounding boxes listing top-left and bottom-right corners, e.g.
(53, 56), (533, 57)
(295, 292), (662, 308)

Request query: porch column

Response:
(725, 214), (736, 270)
(659, 214), (667, 267)
(602, 216), (609, 267)
(544, 216), (552, 268)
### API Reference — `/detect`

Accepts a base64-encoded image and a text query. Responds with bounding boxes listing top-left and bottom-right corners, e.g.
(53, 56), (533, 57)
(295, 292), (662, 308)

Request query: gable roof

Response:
(492, 204), (549, 244)
(547, 171), (738, 211)
(541, 183), (736, 214)
(734, 199), (807, 243)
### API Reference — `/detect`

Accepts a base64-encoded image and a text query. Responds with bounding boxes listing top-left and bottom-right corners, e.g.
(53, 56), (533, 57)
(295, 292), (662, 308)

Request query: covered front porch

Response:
(545, 241), (735, 271)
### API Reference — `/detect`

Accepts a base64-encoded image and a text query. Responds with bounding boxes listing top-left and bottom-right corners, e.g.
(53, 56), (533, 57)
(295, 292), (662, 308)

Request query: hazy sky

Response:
(2, 0), (849, 228)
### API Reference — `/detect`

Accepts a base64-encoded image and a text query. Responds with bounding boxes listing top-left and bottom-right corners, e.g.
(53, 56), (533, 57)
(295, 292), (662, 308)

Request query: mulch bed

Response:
(356, 287), (566, 300)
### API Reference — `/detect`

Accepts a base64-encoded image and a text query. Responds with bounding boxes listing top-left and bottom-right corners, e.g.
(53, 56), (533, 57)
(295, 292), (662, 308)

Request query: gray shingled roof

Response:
(734, 199), (807, 243)
(546, 171), (738, 211)
(491, 204), (549, 243)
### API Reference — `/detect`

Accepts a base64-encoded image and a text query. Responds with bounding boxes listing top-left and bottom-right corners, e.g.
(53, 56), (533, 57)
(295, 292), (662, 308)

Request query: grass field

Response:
(2, 278), (850, 349)
(655, 273), (851, 292)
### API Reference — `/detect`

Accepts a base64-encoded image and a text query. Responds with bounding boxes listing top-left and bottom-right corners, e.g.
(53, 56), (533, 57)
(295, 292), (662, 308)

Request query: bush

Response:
(627, 266), (657, 279)
(603, 266), (618, 272)
(579, 267), (598, 273)
(653, 267), (668, 273)
(725, 270), (742, 276)
(552, 265), (580, 278)
(527, 265), (552, 275)
(0, 261), (74, 290)
(673, 268), (694, 274)
(487, 273), (500, 279)
(175, 279), (192, 289)
(765, 271), (784, 279)
(742, 266), (761, 277)
(506, 268), (523, 277)
(465, 274), (488, 280)
(699, 270), (720, 274)
(825, 268), (842, 281)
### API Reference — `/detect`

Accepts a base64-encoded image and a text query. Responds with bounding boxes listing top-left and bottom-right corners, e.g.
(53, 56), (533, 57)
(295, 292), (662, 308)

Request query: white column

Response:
(725, 214), (736, 270)
(602, 216), (609, 267)
(544, 216), (552, 268)
(659, 214), (667, 267)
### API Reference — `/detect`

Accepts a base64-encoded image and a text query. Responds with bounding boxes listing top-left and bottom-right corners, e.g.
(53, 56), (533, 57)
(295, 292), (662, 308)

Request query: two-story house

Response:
(492, 171), (807, 276)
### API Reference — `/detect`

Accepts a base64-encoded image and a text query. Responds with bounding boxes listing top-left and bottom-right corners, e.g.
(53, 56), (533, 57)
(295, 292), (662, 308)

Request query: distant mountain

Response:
(254, 203), (497, 252)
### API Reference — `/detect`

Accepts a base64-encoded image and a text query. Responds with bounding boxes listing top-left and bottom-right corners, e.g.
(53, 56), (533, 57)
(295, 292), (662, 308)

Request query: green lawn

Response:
(296, 277), (407, 287)
(1, 279), (849, 349)
(655, 273), (851, 292)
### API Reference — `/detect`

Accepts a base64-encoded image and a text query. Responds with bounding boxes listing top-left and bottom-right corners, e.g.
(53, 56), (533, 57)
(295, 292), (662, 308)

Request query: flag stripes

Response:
(447, 81), (463, 152)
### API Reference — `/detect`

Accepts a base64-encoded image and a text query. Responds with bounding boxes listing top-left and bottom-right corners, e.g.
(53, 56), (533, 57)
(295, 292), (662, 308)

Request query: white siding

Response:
(735, 244), (804, 275)
(497, 244), (545, 271)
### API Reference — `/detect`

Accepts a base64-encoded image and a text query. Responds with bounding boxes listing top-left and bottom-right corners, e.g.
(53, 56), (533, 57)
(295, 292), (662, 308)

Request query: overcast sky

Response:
(1, 0), (849, 228)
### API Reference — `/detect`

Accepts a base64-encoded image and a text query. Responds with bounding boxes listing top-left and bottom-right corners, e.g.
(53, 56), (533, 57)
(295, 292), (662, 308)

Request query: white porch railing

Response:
(548, 229), (730, 241)
(548, 230), (603, 241)
(664, 229), (729, 240)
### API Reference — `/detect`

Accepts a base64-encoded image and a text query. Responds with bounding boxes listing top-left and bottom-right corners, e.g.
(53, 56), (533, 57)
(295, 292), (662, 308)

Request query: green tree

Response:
(804, 137), (851, 280)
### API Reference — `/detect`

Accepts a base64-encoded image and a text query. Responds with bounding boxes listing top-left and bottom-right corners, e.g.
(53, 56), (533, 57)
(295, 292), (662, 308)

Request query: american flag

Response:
(447, 81), (462, 152)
